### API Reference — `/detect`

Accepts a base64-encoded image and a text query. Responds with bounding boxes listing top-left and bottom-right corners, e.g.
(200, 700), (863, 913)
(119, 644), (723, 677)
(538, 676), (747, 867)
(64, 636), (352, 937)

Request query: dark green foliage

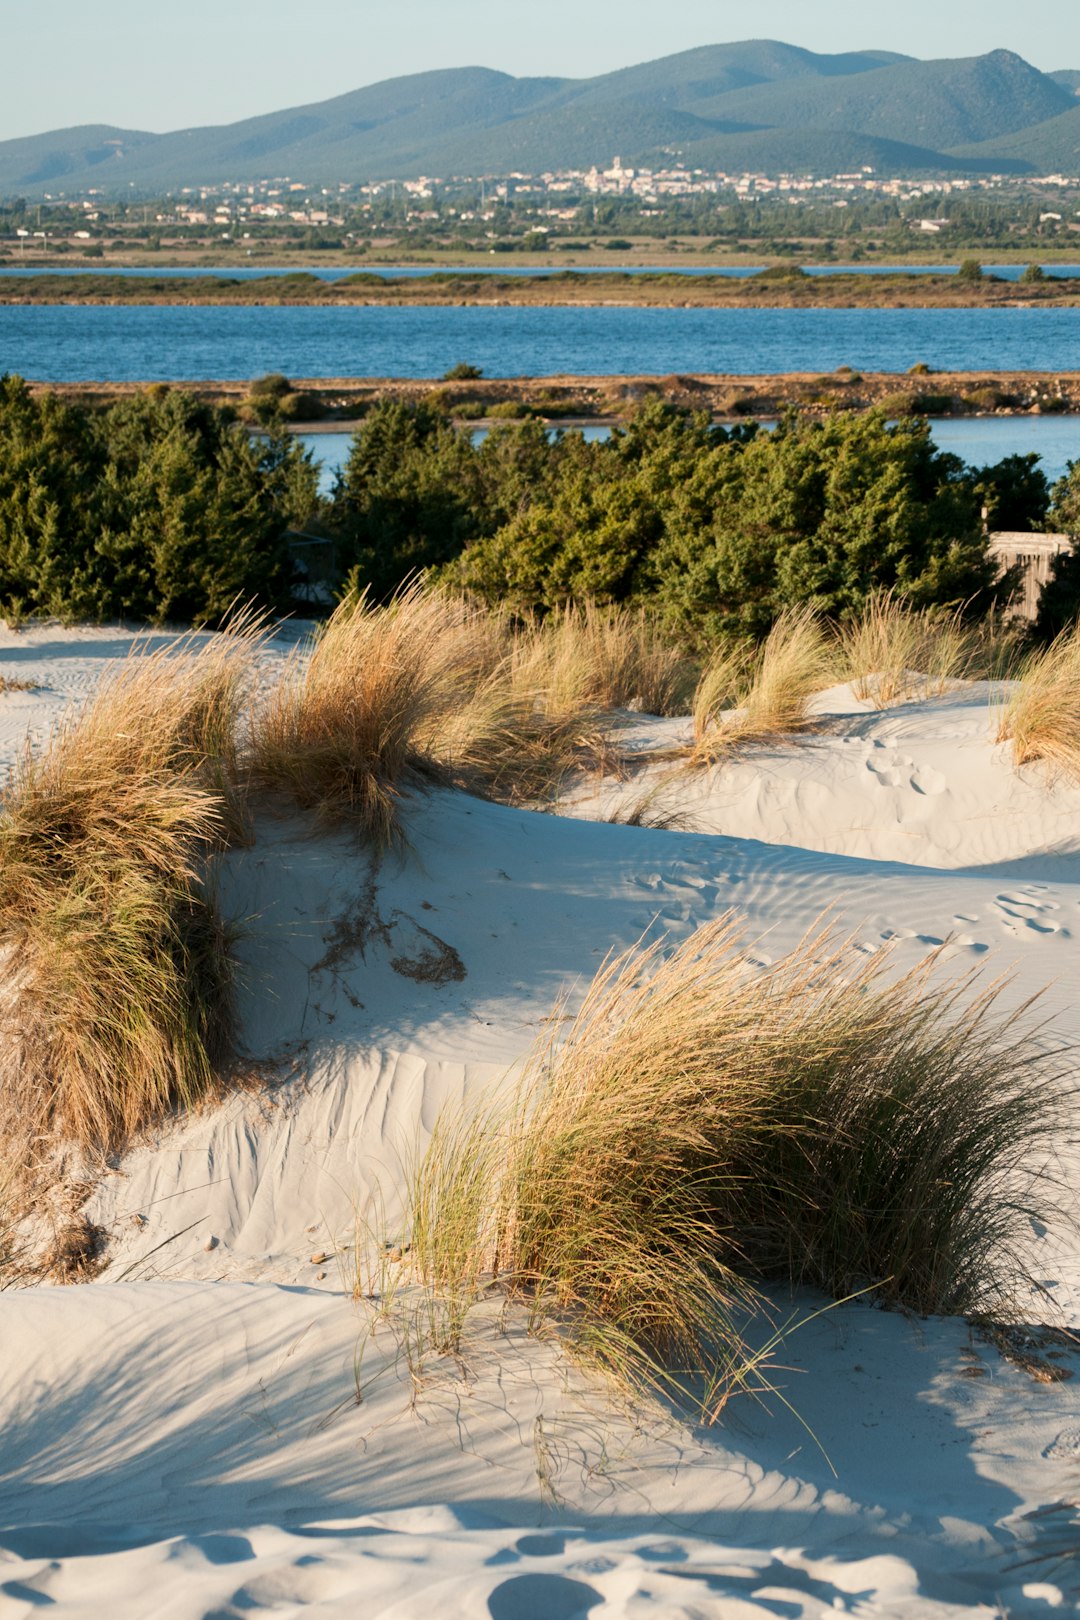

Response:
(330, 401), (594, 600)
(1033, 460), (1080, 638)
(0, 376), (317, 624)
(971, 452), (1050, 533)
(452, 405), (1000, 639)
(957, 259), (985, 282)
(249, 373), (293, 400)
(443, 363), (484, 381)
(657, 412), (997, 638)
(329, 401), (479, 598)
(881, 391), (954, 416)
(753, 263), (808, 280)
(964, 385), (1017, 411)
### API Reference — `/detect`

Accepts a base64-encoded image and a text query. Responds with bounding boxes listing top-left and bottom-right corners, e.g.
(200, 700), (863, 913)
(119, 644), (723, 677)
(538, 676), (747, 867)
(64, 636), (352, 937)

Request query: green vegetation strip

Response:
(3, 268), (1080, 307)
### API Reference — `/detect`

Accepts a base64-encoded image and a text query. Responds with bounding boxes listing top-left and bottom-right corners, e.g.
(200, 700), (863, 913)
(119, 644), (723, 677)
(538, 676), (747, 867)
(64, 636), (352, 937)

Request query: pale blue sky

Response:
(4, 0), (1079, 142)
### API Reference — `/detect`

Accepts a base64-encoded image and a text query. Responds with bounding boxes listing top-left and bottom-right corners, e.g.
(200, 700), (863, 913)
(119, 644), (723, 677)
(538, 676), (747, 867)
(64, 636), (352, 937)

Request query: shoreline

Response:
(3, 268), (1080, 310)
(30, 370), (1080, 422)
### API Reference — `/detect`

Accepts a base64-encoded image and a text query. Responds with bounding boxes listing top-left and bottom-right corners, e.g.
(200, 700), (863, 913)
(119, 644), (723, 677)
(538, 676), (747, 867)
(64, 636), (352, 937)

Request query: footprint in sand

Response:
(515, 1533), (568, 1558)
(865, 749), (909, 789)
(865, 750), (945, 796)
(880, 926), (988, 957)
(1043, 1429), (1080, 1460)
(879, 927), (945, 947)
(910, 765), (946, 796)
(992, 891), (1063, 937)
(488, 1573), (602, 1619)
(947, 935), (990, 956)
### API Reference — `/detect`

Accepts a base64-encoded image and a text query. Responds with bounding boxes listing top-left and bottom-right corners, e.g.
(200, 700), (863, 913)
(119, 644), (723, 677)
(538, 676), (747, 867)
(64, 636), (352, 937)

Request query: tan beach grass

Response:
(0, 631), (253, 1166)
(997, 621), (1080, 783)
(693, 606), (835, 761)
(405, 916), (1067, 1413)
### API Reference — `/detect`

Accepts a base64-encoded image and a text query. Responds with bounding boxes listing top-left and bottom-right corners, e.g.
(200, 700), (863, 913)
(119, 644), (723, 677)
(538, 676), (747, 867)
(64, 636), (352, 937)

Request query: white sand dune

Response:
(1, 626), (1079, 1619)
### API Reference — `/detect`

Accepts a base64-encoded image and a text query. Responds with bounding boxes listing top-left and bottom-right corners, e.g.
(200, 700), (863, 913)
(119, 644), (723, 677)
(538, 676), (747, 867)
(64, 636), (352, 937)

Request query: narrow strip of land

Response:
(33, 370), (1080, 422)
(3, 270), (1080, 309)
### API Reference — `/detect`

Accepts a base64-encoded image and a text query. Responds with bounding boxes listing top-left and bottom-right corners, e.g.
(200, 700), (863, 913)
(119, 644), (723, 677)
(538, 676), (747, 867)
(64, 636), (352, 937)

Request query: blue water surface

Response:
(2, 303), (1079, 383)
(297, 415), (1080, 498)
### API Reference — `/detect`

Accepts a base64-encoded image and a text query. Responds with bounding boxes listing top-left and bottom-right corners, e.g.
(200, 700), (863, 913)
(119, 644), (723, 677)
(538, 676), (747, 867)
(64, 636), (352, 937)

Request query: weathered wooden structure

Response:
(988, 531), (1072, 621)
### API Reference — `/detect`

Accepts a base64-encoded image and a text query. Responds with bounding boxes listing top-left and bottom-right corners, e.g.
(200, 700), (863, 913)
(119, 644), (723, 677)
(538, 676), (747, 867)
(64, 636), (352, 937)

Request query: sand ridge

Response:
(1, 624), (1079, 1618)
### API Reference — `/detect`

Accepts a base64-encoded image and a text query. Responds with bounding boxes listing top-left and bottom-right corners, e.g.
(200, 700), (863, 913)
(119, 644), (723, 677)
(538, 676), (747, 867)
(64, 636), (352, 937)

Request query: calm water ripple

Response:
(1, 303), (1079, 382)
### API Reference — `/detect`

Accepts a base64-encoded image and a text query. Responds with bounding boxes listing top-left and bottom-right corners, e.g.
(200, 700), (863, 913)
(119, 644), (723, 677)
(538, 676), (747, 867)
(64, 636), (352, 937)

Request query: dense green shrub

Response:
(964, 385), (1017, 411)
(451, 406), (1004, 638)
(971, 452), (1049, 534)
(2, 377), (1022, 636)
(1033, 459), (1080, 638)
(329, 401), (594, 599)
(0, 375), (317, 624)
(753, 263), (808, 280)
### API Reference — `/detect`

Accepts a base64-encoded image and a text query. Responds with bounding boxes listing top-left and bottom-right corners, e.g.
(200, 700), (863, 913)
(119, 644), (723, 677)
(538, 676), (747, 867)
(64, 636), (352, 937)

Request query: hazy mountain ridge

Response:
(687, 50), (1073, 148)
(0, 40), (1078, 194)
(952, 100), (1080, 169)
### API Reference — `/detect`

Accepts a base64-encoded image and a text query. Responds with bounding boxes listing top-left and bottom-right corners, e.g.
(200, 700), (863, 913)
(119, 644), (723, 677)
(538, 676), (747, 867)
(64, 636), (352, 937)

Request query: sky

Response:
(3, 0), (1079, 143)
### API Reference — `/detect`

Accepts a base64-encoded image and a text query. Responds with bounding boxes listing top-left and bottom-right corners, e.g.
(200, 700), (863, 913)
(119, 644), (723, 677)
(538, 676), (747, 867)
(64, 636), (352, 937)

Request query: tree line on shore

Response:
(1, 374), (1078, 637)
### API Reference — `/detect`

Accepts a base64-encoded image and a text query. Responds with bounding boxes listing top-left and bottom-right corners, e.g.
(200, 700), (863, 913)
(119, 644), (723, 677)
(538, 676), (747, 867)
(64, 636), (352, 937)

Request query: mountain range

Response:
(2, 40), (1080, 195)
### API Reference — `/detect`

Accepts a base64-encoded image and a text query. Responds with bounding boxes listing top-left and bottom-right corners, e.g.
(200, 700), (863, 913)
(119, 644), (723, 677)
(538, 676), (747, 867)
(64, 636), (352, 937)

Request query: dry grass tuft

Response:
(719, 949), (1065, 1319)
(518, 603), (697, 719)
(252, 585), (620, 841)
(997, 622), (1080, 784)
(0, 1164), (18, 1287)
(0, 632), (251, 1170)
(403, 917), (1066, 1414)
(839, 591), (1020, 708)
(252, 585), (481, 843)
(693, 608), (835, 762)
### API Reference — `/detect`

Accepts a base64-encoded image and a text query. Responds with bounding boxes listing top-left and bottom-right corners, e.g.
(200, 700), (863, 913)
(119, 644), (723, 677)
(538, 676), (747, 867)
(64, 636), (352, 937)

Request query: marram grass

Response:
(251, 584), (623, 842)
(839, 590), (1019, 708)
(0, 630), (253, 1171)
(997, 620), (1080, 785)
(403, 916), (1068, 1417)
(693, 606), (835, 762)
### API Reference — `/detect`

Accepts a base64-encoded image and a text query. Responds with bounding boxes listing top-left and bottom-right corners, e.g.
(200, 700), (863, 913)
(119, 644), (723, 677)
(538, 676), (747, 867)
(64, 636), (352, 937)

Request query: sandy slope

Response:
(1, 626), (1079, 1619)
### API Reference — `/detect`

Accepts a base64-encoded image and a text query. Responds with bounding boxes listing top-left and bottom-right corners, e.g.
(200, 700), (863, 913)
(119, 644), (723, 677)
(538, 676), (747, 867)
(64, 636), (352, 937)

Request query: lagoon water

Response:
(2, 302), (1080, 382)
(298, 414), (1080, 496)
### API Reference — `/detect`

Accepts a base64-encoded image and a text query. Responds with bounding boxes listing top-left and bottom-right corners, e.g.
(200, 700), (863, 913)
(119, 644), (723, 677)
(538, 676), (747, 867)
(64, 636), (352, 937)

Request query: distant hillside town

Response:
(3, 161), (1073, 265)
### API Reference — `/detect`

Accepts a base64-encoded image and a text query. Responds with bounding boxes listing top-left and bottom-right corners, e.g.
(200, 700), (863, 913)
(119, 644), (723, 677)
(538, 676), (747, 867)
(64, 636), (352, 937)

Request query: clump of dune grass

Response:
(839, 591), (936, 706)
(839, 592), (1020, 708)
(0, 634), (248, 1168)
(997, 621), (1080, 784)
(693, 607), (835, 762)
(518, 603), (698, 718)
(719, 947), (1065, 1318)
(691, 637), (756, 744)
(408, 918), (768, 1413)
(252, 585), (618, 842)
(253, 586), (482, 843)
(403, 917), (1066, 1414)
